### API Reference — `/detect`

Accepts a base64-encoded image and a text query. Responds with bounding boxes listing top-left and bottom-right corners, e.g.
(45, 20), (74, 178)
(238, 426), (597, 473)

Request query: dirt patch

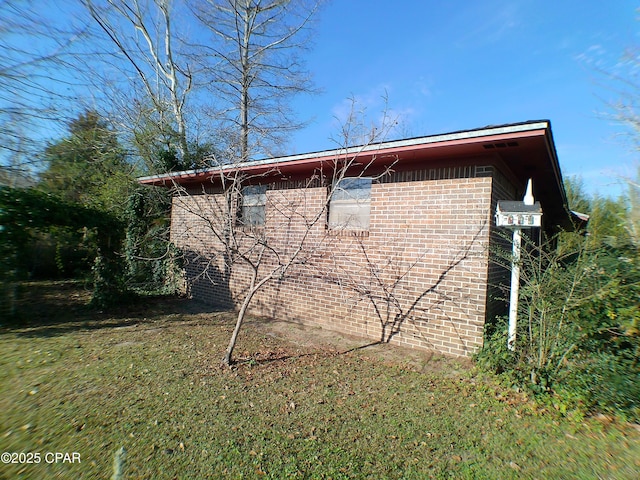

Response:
(247, 316), (473, 375)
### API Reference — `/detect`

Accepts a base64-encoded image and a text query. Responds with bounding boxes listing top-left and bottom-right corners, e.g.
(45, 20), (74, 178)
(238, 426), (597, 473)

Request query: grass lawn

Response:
(1, 282), (639, 479)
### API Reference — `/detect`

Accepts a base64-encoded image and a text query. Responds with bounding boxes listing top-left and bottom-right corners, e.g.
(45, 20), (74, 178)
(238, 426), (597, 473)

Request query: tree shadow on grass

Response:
(229, 338), (462, 377)
(1, 281), (229, 338)
(229, 345), (374, 369)
(238, 314), (471, 374)
(234, 314), (449, 368)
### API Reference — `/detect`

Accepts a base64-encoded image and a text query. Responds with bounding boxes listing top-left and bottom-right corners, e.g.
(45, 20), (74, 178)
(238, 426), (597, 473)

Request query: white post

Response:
(508, 227), (522, 351)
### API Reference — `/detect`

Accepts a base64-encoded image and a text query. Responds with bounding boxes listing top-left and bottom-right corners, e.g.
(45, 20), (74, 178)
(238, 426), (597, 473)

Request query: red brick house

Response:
(139, 120), (574, 357)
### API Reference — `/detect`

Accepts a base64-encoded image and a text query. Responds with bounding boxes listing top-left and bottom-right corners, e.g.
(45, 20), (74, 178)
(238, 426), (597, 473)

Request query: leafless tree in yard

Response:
(590, 46), (640, 248)
(163, 98), (400, 366)
(82, 0), (196, 166)
(80, 0), (322, 170)
(0, 0), (88, 181)
(190, 0), (321, 161)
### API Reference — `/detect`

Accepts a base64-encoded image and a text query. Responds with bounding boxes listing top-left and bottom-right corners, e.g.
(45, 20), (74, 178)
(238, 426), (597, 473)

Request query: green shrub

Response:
(123, 186), (181, 295)
(478, 231), (640, 421)
(557, 353), (640, 421)
(91, 253), (137, 308)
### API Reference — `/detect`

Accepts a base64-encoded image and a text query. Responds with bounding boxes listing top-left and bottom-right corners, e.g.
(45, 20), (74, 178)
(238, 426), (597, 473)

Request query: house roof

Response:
(138, 120), (574, 230)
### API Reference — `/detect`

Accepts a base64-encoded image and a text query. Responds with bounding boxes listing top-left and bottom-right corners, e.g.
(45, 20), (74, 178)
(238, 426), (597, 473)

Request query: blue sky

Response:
(5, 1), (638, 198)
(288, 0), (640, 197)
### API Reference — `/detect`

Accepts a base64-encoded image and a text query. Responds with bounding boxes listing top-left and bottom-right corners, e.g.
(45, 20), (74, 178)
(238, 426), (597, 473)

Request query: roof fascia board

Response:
(137, 121), (551, 184)
(541, 123), (568, 207)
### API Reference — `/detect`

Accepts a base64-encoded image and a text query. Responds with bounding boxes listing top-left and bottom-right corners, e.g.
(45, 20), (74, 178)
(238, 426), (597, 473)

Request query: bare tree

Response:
(161, 99), (399, 366)
(600, 44), (640, 149)
(191, 0), (320, 161)
(591, 45), (640, 248)
(0, 0), (87, 180)
(82, 0), (195, 166)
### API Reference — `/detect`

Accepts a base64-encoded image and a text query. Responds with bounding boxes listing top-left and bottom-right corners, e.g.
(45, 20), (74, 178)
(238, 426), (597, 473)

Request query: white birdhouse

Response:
(495, 201), (542, 228)
(495, 179), (542, 228)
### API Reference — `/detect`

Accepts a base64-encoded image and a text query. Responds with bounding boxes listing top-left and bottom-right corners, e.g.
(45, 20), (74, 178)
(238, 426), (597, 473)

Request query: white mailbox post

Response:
(495, 179), (542, 351)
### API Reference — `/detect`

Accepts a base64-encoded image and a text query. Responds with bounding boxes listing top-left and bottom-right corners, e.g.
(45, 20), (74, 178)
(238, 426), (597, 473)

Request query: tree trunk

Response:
(221, 250), (277, 366)
(239, 2), (252, 163)
(221, 293), (253, 366)
(222, 265), (258, 366)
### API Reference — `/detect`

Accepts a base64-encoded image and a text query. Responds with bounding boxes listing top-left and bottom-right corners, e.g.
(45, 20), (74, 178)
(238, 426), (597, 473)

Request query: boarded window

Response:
(240, 185), (267, 226)
(328, 177), (372, 230)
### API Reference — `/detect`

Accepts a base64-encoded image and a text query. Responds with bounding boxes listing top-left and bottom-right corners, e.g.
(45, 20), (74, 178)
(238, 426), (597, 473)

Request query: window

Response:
(240, 185), (267, 226)
(328, 177), (372, 230)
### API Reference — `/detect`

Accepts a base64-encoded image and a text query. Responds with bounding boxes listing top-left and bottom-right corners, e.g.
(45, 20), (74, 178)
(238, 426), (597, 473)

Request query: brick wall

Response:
(170, 164), (514, 357)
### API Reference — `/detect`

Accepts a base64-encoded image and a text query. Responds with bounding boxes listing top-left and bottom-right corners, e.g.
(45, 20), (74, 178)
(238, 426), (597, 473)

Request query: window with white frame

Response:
(328, 177), (372, 230)
(240, 185), (267, 226)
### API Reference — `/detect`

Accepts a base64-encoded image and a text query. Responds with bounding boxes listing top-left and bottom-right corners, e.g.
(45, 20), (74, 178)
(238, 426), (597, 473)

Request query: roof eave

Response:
(137, 120), (551, 186)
